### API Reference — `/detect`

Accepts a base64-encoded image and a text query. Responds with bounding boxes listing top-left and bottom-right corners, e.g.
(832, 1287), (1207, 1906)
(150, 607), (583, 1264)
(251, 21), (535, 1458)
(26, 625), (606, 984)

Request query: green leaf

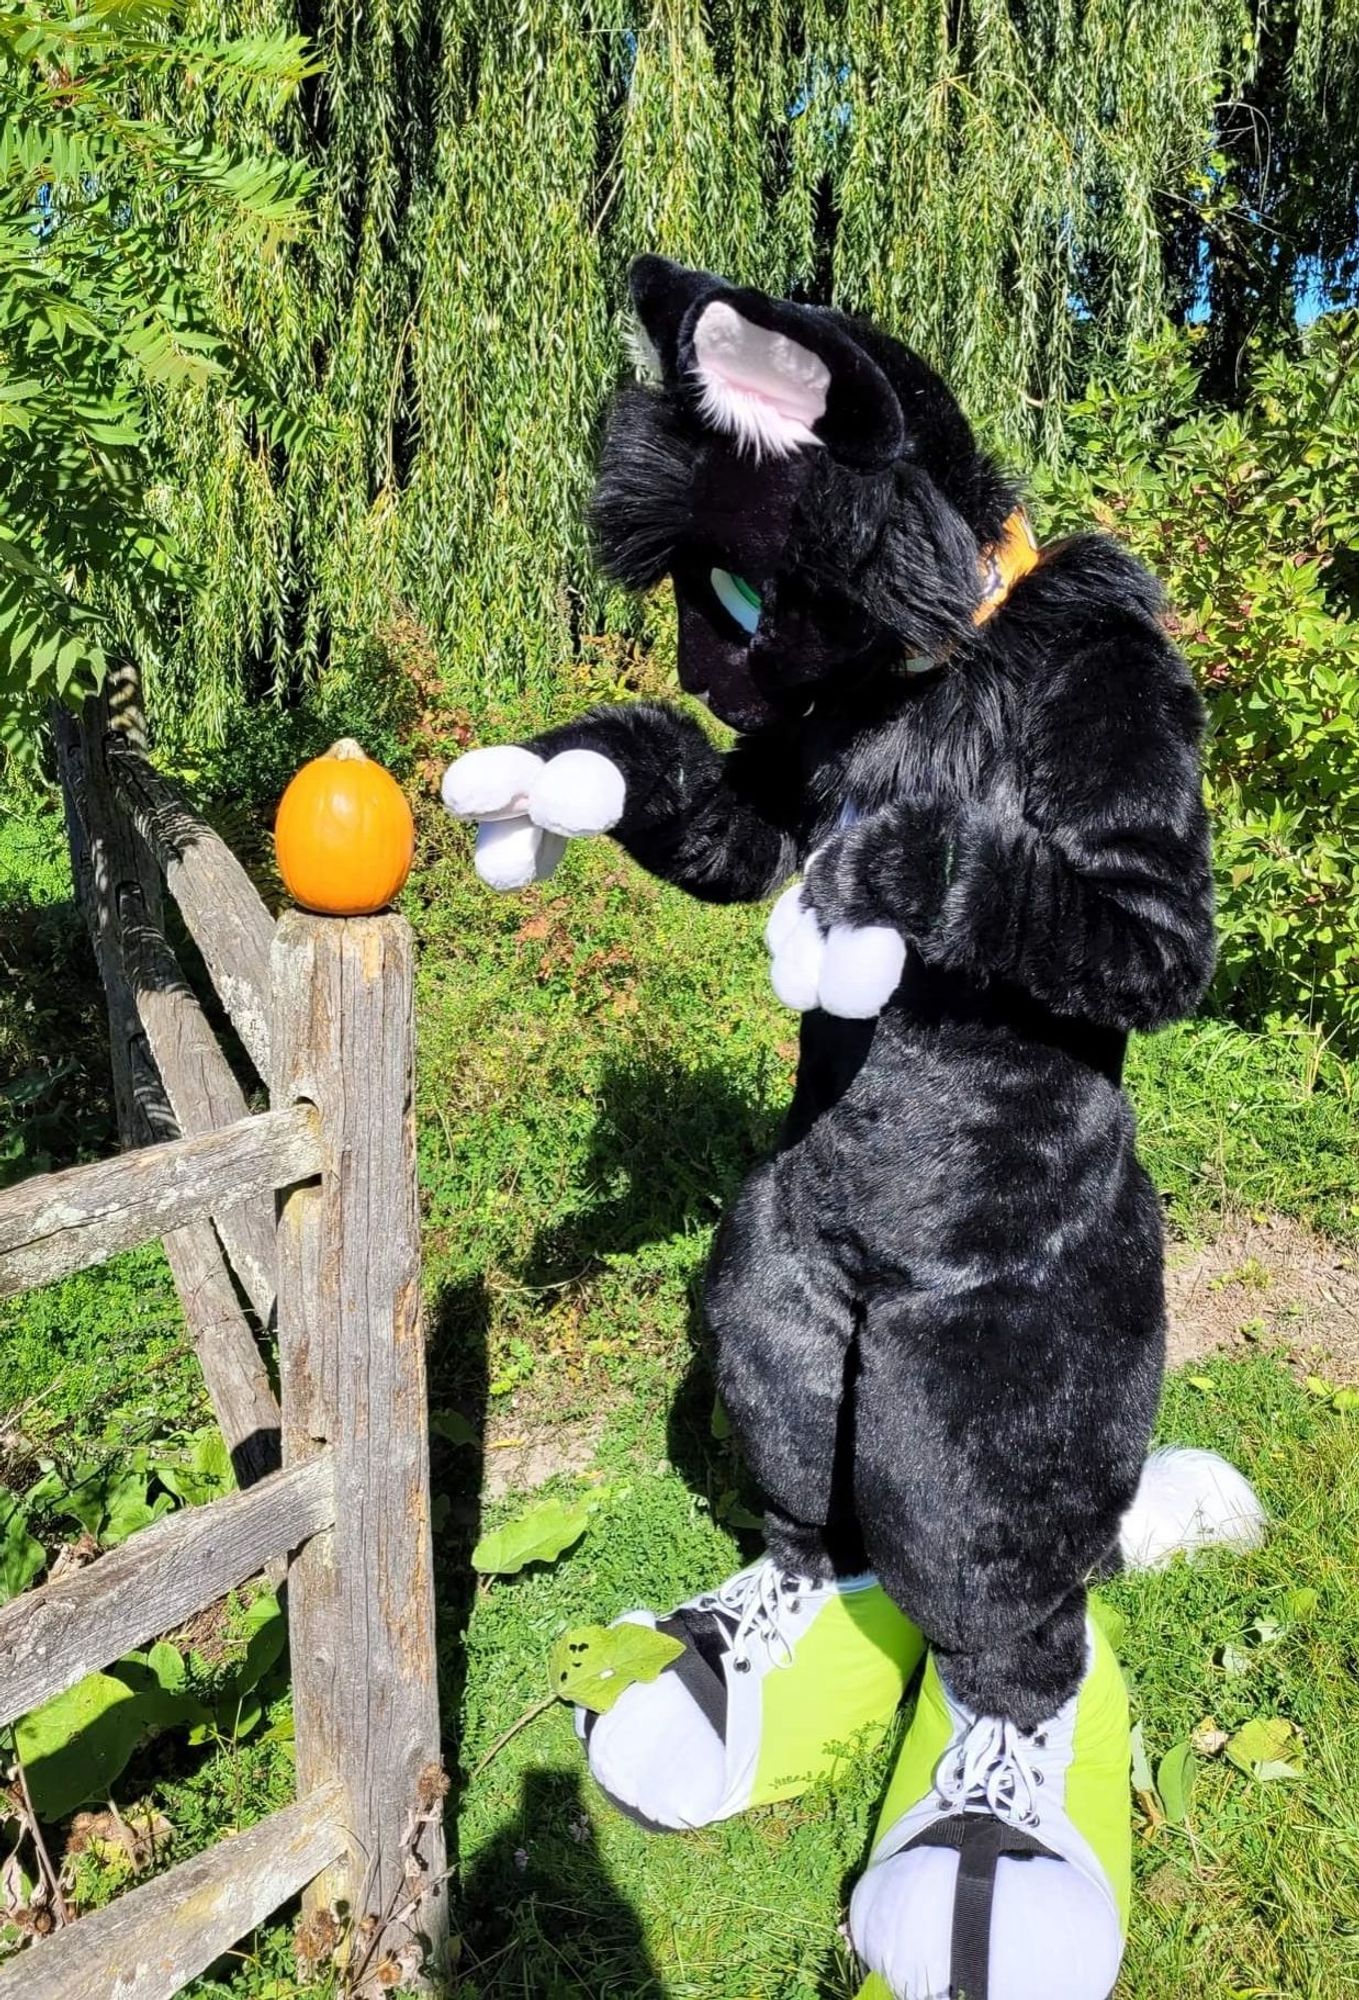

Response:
(0, 1491), (44, 1604)
(147, 1641), (186, 1693)
(1331, 1387), (1359, 1413)
(1225, 1717), (1305, 1781)
(16, 1672), (145, 1819)
(1156, 1741), (1197, 1823)
(158, 1430), (233, 1507)
(472, 1498), (591, 1577)
(549, 1623), (685, 1714)
(1283, 1587), (1319, 1624)
(431, 1410), (478, 1448)
(1187, 1374), (1216, 1392)
(1217, 1640), (1251, 1676)
(716, 1491), (765, 1532)
(233, 1591), (286, 1695)
(1129, 1720), (1155, 1797)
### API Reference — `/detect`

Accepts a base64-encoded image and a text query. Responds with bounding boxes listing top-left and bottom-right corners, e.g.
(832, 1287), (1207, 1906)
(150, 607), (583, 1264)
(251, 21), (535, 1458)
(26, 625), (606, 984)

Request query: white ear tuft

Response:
(690, 300), (829, 459)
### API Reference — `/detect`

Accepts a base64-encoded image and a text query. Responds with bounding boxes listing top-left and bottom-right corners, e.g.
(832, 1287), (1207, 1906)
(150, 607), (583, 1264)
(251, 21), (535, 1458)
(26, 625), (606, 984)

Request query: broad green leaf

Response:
(431, 1410), (478, 1448)
(101, 1469), (175, 1546)
(1157, 1741), (1197, 1824)
(472, 1498), (590, 1577)
(1088, 1595), (1126, 1652)
(716, 1491), (765, 1532)
(234, 1592), (286, 1694)
(105, 1654), (208, 1733)
(1283, 1587), (1319, 1624)
(549, 1623), (685, 1714)
(16, 1672), (144, 1819)
(158, 1430), (233, 1507)
(1217, 1640), (1251, 1676)
(147, 1641), (186, 1693)
(1226, 1717), (1305, 1781)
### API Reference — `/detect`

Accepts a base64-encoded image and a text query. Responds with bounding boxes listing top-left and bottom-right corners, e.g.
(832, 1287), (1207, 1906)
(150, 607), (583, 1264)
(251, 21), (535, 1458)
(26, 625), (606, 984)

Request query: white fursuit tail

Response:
(1119, 1445), (1266, 1570)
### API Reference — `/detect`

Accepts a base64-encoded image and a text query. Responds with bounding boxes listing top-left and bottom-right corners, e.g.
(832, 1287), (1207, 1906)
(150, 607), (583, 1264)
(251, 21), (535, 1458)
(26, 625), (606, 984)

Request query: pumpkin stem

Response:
(327, 738), (368, 761)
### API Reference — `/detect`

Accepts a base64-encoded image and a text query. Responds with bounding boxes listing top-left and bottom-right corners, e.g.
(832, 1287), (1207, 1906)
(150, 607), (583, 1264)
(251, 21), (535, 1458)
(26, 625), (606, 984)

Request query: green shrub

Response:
(1038, 315), (1359, 1051)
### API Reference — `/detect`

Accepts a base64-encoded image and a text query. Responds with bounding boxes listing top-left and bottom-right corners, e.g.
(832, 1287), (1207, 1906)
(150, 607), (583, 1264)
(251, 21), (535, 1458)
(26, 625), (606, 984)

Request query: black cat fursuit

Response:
(442, 256), (1265, 2000)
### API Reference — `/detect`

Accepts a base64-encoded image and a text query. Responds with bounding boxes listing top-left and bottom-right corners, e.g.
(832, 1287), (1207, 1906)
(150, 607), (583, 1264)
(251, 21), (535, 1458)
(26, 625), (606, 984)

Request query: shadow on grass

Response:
(458, 1766), (665, 1996)
(522, 1055), (778, 1280)
(519, 1053), (778, 1522)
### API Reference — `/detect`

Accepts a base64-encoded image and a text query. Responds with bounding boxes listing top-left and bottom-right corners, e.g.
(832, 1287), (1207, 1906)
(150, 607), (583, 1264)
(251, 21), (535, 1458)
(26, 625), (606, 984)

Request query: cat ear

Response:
(626, 256), (905, 469)
(689, 301), (830, 459)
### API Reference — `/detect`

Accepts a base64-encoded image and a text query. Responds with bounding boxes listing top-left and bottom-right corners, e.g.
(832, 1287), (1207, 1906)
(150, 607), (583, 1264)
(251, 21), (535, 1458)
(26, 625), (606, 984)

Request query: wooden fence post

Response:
(271, 911), (449, 1995)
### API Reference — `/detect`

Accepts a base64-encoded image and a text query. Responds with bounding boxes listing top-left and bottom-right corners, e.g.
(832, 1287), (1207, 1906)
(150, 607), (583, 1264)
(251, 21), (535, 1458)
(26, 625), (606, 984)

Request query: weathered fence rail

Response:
(2, 691), (449, 1998)
(0, 1104), (321, 1297)
(0, 1456), (335, 1727)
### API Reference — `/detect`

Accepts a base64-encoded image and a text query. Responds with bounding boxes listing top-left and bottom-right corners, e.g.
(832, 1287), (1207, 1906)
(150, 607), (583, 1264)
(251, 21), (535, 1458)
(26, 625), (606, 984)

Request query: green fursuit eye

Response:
(710, 566), (762, 635)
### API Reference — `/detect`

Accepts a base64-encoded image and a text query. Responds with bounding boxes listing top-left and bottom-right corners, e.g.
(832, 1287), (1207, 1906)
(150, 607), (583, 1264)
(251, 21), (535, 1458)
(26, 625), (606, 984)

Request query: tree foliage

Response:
(152, 0), (1359, 744)
(1040, 315), (1359, 1046)
(0, 0), (315, 752)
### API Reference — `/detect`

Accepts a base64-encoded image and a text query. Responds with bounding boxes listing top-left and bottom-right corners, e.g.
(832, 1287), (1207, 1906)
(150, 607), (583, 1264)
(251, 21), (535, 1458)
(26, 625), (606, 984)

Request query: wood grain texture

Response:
(116, 902), (278, 1327)
(71, 708), (277, 1324)
(273, 911), (450, 1993)
(0, 1782), (345, 2000)
(0, 1454), (334, 1727)
(107, 742), (275, 1084)
(55, 702), (173, 1153)
(0, 1105), (321, 1299)
(160, 1223), (281, 1489)
(57, 701), (282, 1466)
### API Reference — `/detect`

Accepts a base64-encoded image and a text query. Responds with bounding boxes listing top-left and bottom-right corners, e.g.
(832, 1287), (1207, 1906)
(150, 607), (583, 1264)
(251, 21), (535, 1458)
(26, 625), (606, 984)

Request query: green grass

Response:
(448, 1354), (1359, 2000)
(3, 698), (1358, 1997)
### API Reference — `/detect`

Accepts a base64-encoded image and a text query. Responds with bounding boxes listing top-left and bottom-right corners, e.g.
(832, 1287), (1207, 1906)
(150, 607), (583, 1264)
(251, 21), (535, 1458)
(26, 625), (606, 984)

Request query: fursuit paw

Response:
(441, 743), (626, 889)
(765, 881), (906, 1019)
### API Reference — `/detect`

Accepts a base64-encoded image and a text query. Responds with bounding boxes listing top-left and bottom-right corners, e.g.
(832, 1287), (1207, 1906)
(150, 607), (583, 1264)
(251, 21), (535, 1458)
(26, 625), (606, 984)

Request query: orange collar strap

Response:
(973, 507), (1041, 626)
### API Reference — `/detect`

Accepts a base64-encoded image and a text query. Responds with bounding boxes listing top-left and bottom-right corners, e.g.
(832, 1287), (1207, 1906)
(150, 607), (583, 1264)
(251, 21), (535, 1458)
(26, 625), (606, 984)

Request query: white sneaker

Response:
(576, 1557), (924, 1832)
(850, 1620), (1130, 2000)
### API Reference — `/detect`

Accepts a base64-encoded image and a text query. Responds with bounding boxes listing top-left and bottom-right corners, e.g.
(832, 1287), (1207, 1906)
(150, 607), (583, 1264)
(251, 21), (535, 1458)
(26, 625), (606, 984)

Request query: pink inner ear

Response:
(691, 300), (830, 457)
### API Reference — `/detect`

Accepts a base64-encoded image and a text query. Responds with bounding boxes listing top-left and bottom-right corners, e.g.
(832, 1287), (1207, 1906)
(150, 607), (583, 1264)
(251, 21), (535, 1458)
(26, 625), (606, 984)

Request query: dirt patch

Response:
(164, 1591), (236, 1667)
(1167, 1214), (1359, 1382)
(481, 1413), (605, 1502)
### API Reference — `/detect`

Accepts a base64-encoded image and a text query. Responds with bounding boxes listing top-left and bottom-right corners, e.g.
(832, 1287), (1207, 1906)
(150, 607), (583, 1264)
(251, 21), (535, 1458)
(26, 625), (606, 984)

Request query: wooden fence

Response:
(0, 687), (448, 1998)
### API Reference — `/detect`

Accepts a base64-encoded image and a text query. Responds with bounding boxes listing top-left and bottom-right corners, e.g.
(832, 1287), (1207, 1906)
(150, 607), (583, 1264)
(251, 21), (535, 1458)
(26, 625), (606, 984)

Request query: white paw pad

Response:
(442, 743), (545, 822)
(474, 818), (566, 891)
(766, 886), (904, 1019)
(529, 749), (626, 837)
(818, 924), (906, 1018)
(443, 743), (626, 892)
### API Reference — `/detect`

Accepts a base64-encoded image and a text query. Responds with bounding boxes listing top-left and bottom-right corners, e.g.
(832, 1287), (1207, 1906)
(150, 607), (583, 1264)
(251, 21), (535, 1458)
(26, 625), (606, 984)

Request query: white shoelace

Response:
(694, 1560), (812, 1672)
(936, 1715), (1047, 1829)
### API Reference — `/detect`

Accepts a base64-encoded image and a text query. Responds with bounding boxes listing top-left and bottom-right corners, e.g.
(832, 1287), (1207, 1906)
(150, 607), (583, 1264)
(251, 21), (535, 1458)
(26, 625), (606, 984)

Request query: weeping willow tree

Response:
(144, 0), (1359, 745)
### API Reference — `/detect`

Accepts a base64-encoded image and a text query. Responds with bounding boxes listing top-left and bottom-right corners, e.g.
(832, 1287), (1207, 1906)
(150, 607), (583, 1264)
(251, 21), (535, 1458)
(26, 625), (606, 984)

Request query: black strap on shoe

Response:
(579, 1604), (730, 1743)
(901, 1812), (1055, 2000)
(577, 1608), (733, 1836)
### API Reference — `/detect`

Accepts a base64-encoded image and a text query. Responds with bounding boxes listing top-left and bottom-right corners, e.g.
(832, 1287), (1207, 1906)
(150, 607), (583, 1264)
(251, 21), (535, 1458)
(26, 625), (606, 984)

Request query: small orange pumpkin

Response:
(274, 739), (415, 916)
